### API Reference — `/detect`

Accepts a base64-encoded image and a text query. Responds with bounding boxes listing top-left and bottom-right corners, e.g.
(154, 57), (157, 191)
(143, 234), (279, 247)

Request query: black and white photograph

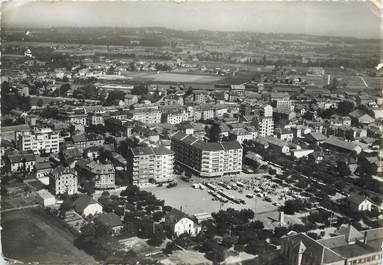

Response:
(0, 1), (382, 264)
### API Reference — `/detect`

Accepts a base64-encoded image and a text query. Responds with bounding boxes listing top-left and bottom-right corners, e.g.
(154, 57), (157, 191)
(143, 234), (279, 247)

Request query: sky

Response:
(2, 0), (381, 39)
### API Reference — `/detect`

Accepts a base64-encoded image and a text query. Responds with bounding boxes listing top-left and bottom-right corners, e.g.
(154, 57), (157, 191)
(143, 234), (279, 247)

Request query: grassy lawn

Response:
(2, 208), (96, 264)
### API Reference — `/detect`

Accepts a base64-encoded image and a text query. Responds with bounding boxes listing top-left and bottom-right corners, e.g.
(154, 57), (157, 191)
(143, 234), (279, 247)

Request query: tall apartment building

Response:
(49, 166), (78, 195)
(257, 105), (274, 137)
(281, 225), (383, 265)
(128, 146), (174, 187)
(128, 108), (162, 124)
(16, 127), (60, 155)
(171, 132), (243, 178)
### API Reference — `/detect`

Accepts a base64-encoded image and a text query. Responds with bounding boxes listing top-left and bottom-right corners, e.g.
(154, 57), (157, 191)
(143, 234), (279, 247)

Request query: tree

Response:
(282, 199), (311, 215)
(55, 83), (71, 97)
(131, 84), (148, 95)
(221, 235), (236, 248)
(208, 124), (222, 142)
(328, 77), (339, 91)
(337, 101), (354, 116)
(147, 230), (165, 246)
(37, 98), (44, 107)
(106, 90), (125, 104)
(163, 242), (176, 255)
(337, 160), (351, 177)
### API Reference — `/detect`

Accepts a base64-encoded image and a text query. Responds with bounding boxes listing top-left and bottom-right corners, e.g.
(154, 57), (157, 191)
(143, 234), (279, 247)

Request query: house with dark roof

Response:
(349, 109), (375, 125)
(95, 213), (123, 236)
(35, 161), (54, 178)
(305, 132), (327, 145)
(71, 133), (104, 152)
(74, 194), (103, 217)
(5, 150), (36, 173)
(61, 147), (82, 168)
(75, 159), (115, 190)
(322, 137), (362, 154)
(281, 225), (383, 265)
(347, 193), (374, 212)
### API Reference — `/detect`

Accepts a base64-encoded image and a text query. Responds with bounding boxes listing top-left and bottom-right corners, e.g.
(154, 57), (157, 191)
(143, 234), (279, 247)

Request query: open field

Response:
(123, 71), (223, 83)
(2, 208), (96, 264)
(143, 174), (278, 216)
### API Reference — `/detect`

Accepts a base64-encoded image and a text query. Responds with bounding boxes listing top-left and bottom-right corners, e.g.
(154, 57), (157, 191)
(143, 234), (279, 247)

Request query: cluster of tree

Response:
(131, 84), (148, 95)
(74, 221), (115, 260)
(98, 191), (124, 216)
(85, 124), (107, 135)
(1, 82), (31, 114)
(73, 84), (99, 100)
(281, 199), (312, 215)
(2, 117), (26, 126)
(40, 106), (60, 119)
(104, 90), (125, 105)
(53, 83), (71, 97)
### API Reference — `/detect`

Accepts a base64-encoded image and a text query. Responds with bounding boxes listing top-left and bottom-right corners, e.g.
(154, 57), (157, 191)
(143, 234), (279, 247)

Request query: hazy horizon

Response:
(2, 1), (381, 39)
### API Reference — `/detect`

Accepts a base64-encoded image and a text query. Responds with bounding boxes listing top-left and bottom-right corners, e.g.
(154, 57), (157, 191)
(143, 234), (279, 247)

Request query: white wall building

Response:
(16, 127), (60, 155)
(36, 189), (56, 207)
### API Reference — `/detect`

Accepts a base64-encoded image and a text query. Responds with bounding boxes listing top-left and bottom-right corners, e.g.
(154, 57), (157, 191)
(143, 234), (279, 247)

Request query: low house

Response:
(5, 150), (36, 173)
(35, 161), (54, 179)
(322, 137), (362, 154)
(349, 109), (375, 125)
(75, 159), (116, 189)
(74, 195), (103, 217)
(304, 132), (327, 145)
(348, 193), (374, 212)
(36, 189), (56, 208)
(259, 136), (290, 155)
(84, 146), (102, 160)
(95, 213), (123, 236)
(61, 147), (82, 168)
(275, 128), (294, 142)
(228, 128), (257, 143)
(165, 209), (201, 237)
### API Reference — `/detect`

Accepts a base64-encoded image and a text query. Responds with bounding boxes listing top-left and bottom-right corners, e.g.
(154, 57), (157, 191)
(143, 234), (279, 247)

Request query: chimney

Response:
(279, 211), (285, 225)
(363, 231), (368, 244)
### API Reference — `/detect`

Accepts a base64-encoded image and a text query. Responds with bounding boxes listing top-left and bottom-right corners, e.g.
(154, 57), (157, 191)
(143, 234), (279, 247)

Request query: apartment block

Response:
(171, 132), (243, 177)
(49, 166), (78, 195)
(128, 108), (162, 124)
(128, 146), (174, 187)
(16, 127), (60, 155)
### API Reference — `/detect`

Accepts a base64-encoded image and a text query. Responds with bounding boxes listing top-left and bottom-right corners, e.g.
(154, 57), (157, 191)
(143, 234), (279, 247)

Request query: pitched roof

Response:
(281, 233), (344, 264)
(50, 165), (75, 178)
(35, 161), (53, 171)
(338, 225), (364, 243)
(309, 132), (327, 142)
(323, 137), (359, 152)
(349, 109), (365, 119)
(166, 208), (190, 225)
(74, 195), (100, 213)
(348, 193), (372, 206)
(96, 213), (122, 228)
(172, 132), (242, 152)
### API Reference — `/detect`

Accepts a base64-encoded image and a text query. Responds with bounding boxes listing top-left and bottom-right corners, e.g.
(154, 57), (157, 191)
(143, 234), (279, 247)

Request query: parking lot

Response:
(144, 173), (282, 216)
